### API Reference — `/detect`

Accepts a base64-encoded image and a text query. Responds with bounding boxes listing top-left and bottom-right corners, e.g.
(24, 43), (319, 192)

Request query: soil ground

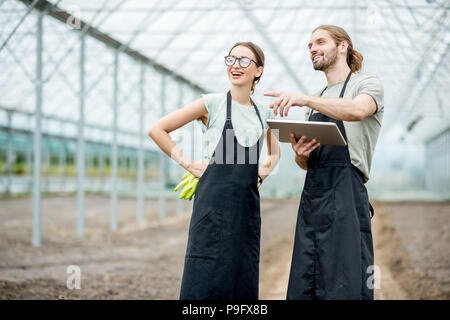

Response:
(0, 195), (448, 299)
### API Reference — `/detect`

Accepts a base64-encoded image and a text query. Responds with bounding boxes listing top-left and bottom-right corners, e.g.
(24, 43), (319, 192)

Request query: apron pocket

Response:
(186, 207), (222, 259)
(302, 187), (336, 227)
(356, 189), (372, 232)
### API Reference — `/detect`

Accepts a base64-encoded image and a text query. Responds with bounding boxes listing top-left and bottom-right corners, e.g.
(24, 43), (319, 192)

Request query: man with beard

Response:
(265, 25), (384, 299)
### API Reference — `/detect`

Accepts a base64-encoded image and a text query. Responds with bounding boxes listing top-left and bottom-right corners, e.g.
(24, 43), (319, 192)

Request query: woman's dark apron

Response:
(287, 71), (375, 300)
(180, 91), (264, 300)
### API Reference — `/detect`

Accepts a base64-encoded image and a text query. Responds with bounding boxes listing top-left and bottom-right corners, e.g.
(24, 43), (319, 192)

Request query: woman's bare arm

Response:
(147, 98), (208, 177)
(258, 128), (281, 181)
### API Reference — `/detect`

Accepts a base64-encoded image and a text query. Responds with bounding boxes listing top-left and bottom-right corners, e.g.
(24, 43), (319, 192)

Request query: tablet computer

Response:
(267, 119), (347, 146)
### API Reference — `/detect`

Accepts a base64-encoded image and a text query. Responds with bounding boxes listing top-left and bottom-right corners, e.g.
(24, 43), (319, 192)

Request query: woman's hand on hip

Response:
(188, 159), (209, 178)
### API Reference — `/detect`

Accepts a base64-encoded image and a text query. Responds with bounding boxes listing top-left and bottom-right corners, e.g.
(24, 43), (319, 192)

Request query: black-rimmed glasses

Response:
(224, 55), (258, 68)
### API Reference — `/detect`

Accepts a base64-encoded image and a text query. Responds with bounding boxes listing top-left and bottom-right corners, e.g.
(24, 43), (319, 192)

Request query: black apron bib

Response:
(180, 91), (264, 300)
(287, 71), (375, 300)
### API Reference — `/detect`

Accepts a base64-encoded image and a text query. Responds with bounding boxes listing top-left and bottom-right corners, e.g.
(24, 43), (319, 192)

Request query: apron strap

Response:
(226, 91), (232, 121)
(226, 90), (265, 159)
(339, 70), (352, 98)
(251, 99), (265, 160)
(309, 70), (352, 120)
(318, 70), (352, 98)
(251, 99), (265, 131)
(369, 202), (374, 219)
(227, 90), (264, 131)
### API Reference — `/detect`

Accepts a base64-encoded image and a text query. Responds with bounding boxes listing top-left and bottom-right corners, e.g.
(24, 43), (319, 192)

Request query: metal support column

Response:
(158, 74), (166, 220)
(59, 138), (66, 190)
(77, 34), (85, 237)
(32, 11), (43, 247)
(6, 110), (13, 195)
(137, 62), (145, 224)
(110, 49), (119, 231)
(26, 136), (32, 190)
(44, 147), (50, 191)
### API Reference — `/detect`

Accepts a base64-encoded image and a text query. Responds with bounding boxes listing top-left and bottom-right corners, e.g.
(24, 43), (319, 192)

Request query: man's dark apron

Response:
(287, 71), (375, 300)
(180, 91), (264, 300)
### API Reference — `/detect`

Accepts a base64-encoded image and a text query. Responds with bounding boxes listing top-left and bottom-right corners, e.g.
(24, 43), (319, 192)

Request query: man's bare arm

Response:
(295, 154), (308, 170)
(265, 91), (378, 121)
(304, 93), (377, 121)
(290, 134), (319, 171)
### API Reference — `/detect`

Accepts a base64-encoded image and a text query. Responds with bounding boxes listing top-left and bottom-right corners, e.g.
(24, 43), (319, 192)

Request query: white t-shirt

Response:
(197, 92), (274, 161)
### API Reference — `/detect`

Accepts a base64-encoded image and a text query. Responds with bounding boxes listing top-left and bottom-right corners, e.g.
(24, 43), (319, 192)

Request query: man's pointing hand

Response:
(264, 92), (308, 117)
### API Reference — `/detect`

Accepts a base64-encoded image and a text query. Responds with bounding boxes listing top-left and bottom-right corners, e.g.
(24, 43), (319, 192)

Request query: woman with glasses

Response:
(148, 42), (280, 300)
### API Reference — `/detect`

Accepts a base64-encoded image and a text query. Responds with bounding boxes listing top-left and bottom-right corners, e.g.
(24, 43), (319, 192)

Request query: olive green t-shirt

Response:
(305, 73), (384, 183)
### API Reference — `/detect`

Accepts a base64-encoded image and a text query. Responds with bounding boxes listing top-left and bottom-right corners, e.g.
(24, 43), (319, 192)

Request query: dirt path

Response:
(0, 196), (448, 299)
(0, 196), (299, 299)
(259, 201), (450, 300)
(258, 200), (411, 300)
(371, 202), (408, 300)
(371, 201), (450, 300)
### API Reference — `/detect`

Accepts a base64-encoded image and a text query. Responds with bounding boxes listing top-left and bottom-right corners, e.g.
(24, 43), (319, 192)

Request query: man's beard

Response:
(313, 47), (338, 71)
